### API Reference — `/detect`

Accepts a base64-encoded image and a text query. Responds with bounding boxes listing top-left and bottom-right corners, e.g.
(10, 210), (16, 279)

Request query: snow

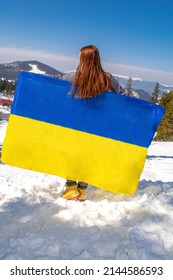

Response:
(112, 73), (143, 81)
(0, 108), (10, 114)
(161, 83), (173, 88)
(0, 120), (173, 260)
(28, 64), (46, 75)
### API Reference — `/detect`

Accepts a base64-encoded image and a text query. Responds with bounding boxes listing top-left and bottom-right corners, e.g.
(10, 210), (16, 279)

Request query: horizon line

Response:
(0, 46), (173, 85)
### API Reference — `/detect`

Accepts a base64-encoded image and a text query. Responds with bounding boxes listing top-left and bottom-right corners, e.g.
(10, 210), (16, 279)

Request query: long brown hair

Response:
(70, 45), (111, 98)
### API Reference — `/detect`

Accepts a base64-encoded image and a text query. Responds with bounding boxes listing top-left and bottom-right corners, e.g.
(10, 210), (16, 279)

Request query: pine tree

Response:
(0, 79), (16, 95)
(155, 90), (173, 140)
(150, 82), (159, 103)
(125, 77), (133, 96)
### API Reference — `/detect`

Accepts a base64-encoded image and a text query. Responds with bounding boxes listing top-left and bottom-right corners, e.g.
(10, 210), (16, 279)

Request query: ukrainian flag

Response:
(1, 72), (165, 194)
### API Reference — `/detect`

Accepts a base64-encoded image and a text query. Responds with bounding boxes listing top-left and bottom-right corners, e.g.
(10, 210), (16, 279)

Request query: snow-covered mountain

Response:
(0, 61), (62, 80)
(112, 74), (173, 97)
(1, 61), (173, 100)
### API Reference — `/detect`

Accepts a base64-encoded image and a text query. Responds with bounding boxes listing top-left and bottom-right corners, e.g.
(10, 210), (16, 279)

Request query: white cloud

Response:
(0, 46), (173, 84)
(0, 47), (78, 72)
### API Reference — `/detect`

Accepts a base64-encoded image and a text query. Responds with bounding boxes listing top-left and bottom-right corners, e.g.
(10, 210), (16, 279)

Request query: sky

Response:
(0, 0), (173, 84)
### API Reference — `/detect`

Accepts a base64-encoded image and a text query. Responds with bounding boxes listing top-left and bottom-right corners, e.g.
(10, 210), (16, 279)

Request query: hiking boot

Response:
(61, 185), (79, 200)
(77, 187), (86, 201)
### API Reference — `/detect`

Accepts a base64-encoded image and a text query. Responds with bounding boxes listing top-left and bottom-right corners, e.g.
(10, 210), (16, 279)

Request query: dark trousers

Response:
(66, 180), (88, 190)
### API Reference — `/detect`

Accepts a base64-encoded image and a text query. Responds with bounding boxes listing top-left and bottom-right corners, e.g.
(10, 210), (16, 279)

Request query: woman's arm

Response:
(109, 74), (128, 96)
(55, 72), (75, 82)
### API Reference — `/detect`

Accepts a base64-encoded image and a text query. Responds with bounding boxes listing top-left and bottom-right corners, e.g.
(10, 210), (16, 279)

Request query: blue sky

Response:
(0, 0), (173, 84)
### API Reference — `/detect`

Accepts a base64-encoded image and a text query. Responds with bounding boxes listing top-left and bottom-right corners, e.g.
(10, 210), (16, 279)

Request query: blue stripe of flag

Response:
(11, 72), (165, 148)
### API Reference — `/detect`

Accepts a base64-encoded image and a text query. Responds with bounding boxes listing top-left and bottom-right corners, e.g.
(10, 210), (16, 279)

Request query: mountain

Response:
(134, 89), (151, 101)
(112, 74), (173, 98)
(1, 61), (173, 101)
(0, 60), (62, 80)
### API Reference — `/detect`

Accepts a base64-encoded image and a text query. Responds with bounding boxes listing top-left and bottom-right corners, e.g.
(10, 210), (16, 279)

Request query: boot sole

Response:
(77, 198), (85, 202)
(67, 195), (79, 200)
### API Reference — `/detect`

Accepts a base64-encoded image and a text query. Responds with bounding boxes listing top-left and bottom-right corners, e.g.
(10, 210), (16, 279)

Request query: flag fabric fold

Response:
(1, 72), (165, 194)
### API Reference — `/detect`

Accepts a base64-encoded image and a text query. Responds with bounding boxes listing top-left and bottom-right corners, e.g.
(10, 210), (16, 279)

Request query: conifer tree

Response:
(155, 90), (173, 140)
(0, 79), (16, 95)
(125, 77), (133, 96)
(6, 83), (13, 95)
(150, 82), (159, 103)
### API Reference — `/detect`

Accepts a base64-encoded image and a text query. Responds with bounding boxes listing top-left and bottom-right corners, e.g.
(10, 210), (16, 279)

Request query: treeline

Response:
(150, 83), (173, 141)
(155, 90), (173, 141)
(0, 79), (16, 95)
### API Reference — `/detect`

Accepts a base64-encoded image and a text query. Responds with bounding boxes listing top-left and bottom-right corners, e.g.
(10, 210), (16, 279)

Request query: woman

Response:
(57, 45), (127, 201)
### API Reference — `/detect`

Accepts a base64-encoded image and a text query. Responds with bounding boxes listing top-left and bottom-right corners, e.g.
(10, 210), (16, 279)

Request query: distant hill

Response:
(112, 74), (173, 98)
(135, 89), (151, 101)
(0, 60), (62, 80)
(1, 61), (173, 101)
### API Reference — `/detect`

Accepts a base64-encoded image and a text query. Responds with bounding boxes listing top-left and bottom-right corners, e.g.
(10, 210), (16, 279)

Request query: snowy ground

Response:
(0, 120), (173, 260)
